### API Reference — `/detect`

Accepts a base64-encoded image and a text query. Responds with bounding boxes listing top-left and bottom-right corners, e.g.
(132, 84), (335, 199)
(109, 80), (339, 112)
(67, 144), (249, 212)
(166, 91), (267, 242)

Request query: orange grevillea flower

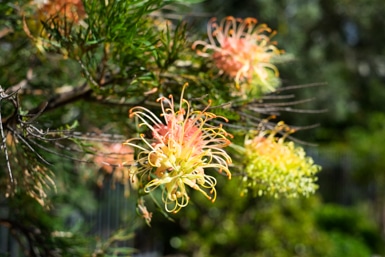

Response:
(192, 16), (282, 93)
(92, 143), (135, 197)
(23, 1), (86, 55)
(125, 85), (232, 213)
(93, 143), (134, 174)
(36, 0), (86, 23)
(241, 122), (319, 198)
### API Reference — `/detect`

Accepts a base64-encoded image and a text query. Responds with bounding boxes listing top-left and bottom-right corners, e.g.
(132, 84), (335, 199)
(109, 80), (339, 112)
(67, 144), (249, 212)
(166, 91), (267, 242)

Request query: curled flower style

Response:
(192, 16), (282, 94)
(241, 122), (320, 198)
(125, 85), (232, 213)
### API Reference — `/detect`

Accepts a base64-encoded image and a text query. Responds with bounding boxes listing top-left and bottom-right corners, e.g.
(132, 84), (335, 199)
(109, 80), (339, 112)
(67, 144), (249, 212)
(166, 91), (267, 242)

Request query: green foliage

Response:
(3, 195), (89, 256)
(327, 232), (371, 257)
(315, 204), (384, 254)
(93, 229), (136, 257)
(1, 0), (385, 256)
(347, 113), (385, 178)
(157, 179), (383, 257)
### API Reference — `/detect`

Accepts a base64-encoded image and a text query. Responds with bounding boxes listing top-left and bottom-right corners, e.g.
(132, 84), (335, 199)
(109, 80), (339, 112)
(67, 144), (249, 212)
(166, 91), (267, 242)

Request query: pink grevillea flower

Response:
(125, 86), (232, 213)
(192, 16), (282, 93)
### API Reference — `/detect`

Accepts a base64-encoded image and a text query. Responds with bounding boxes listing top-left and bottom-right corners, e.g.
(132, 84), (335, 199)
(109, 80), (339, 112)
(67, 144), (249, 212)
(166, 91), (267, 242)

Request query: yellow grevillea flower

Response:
(192, 16), (282, 94)
(125, 86), (232, 213)
(241, 122), (319, 198)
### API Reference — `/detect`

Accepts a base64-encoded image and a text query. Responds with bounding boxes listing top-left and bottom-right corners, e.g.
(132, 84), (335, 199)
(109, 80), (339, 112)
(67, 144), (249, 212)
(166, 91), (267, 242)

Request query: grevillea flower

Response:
(37, 0), (86, 23)
(192, 16), (282, 94)
(93, 143), (134, 174)
(125, 85), (232, 213)
(23, 0), (86, 53)
(92, 143), (136, 197)
(241, 122), (320, 198)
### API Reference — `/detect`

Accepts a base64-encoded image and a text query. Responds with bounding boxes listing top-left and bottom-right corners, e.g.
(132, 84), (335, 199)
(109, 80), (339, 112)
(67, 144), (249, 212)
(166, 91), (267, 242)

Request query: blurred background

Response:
(2, 0), (385, 256)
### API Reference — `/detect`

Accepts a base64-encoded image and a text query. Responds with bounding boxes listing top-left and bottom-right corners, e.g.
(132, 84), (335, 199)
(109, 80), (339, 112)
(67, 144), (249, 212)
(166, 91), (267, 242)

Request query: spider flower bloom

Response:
(192, 16), (282, 93)
(241, 122), (320, 198)
(125, 87), (232, 213)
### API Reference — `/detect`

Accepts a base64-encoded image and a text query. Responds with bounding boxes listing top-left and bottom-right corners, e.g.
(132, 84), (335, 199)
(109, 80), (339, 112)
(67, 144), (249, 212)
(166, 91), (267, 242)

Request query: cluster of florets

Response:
(241, 122), (320, 198)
